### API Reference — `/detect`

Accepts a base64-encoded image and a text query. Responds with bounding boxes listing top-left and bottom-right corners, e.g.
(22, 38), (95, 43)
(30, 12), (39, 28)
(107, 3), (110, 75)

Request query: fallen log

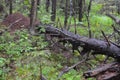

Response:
(83, 62), (120, 80)
(30, 24), (120, 79)
(40, 25), (120, 61)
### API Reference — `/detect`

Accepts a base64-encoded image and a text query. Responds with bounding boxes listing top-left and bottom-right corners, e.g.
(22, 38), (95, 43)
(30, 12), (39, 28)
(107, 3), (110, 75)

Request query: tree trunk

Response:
(51, 0), (56, 21)
(9, 0), (12, 14)
(78, 0), (83, 21)
(116, 1), (120, 14)
(59, 0), (64, 9)
(29, 0), (38, 35)
(37, 25), (120, 61)
(64, 0), (68, 29)
(46, 0), (50, 12)
(69, 0), (73, 16)
(87, 0), (92, 38)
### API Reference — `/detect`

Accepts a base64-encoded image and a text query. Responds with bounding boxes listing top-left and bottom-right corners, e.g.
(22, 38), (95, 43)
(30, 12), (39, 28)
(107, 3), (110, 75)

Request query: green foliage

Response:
(90, 15), (113, 37)
(0, 29), (47, 55)
(81, 14), (113, 38)
(38, 13), (52, 24)
(0, 29), (48, 79)
(0, 30), (29, 56)
(91, 3), (103, 14)
(37, 4), (52, 24)
(61, 69), (80, 80)
(0, 58), (6, 67)
(90, 15), (113, 27)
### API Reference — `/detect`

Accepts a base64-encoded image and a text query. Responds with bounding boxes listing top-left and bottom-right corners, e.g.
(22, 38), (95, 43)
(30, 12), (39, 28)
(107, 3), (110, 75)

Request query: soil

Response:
(1, 12), (40, 32)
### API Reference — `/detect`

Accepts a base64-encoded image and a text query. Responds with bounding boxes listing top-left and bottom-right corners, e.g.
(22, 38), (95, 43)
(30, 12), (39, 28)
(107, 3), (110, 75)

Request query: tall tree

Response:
(116, 0), (120, 14)
(46, 0), (50, 12)
(86, 0), (92, 38)
(69, 0), (73, 16)
(9, 0), (13, 14)
(0, 4), (4, 13)
(78, 0), (83, 21)
(64, 0), (68, 29)
(29, 0), (38, 35)
(59, 0), (64, 9)
(72, 0), (78, 15)
(51, 0), (56, 21)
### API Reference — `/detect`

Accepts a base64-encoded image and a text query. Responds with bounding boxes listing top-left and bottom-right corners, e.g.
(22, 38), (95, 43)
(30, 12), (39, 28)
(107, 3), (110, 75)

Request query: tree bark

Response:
(37, 25), (120, 61)
(46, 0), (50, 12)
(9, 0), (12, 14)
(78, 0), (83, 21)
(29, 0), (38, 35)
(64, 0), (68, 29)
(51, 0), (56, 21)
(83, 62), (120, 80)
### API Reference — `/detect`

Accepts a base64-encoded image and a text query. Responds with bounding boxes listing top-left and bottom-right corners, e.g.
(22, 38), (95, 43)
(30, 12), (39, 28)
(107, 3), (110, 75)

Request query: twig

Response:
(0, 18), (22, 35)
(106, 13), (120, 24)
(83, 62), (119, 79)
(101, 30), (110, 47)
(87, 0), (92, 38)
(73, 17), (77, 34)
(112, 25), (120, 35)
(57, 57), (89, 79)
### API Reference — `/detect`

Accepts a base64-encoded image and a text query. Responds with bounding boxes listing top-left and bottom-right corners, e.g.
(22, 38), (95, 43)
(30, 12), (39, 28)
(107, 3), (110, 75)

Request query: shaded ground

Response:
(1, 12), (40, 32)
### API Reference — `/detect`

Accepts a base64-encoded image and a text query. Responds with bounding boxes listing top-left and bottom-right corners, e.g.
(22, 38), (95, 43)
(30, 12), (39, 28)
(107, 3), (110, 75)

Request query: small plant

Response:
(0, 29), (48, 79)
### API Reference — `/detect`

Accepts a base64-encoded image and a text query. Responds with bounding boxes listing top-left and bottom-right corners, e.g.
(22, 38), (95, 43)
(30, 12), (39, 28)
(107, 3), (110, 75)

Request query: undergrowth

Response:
(0, 30), (89, 80)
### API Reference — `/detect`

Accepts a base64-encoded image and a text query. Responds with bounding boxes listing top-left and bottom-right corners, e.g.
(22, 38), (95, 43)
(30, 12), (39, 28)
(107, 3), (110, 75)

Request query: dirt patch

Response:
(1, 12), (40, 32)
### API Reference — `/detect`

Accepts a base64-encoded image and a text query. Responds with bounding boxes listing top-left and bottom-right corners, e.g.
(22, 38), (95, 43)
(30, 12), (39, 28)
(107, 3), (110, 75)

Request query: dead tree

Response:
(34, 23), (120, 80)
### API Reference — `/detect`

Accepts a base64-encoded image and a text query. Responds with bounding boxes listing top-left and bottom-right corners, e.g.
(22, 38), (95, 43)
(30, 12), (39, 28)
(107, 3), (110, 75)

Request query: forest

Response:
(0, 0), (120, 80)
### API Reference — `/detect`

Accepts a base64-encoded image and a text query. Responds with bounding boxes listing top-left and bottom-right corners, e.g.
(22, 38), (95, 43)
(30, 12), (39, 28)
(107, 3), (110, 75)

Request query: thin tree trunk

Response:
(64, 0), (68, 29)
(72, 0), (76, 15)
(67, 0), (73, 30)
(29, 0), (38, 35)
(78, 0), (83, 21)
(9, 0), (12, 14)
(60, 0), (64, 9)
(69, 0), (73, 16)
(51, 0), (56, 21)
(116, 1), (120, 14)
(87, 0), (92, 38)
(46, 0), (50, 12)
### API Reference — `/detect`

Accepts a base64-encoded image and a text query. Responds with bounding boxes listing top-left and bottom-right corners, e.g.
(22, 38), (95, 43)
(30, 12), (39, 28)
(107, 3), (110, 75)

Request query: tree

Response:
(78, 0), (83, 21)
(51, 0), (56, 21)
(29, 0), (38, 35)
(64, 0), (68, 29)
(9, 0), (13, 14)
(46, 0), (50, 12)
(116, 0), (120, 14)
